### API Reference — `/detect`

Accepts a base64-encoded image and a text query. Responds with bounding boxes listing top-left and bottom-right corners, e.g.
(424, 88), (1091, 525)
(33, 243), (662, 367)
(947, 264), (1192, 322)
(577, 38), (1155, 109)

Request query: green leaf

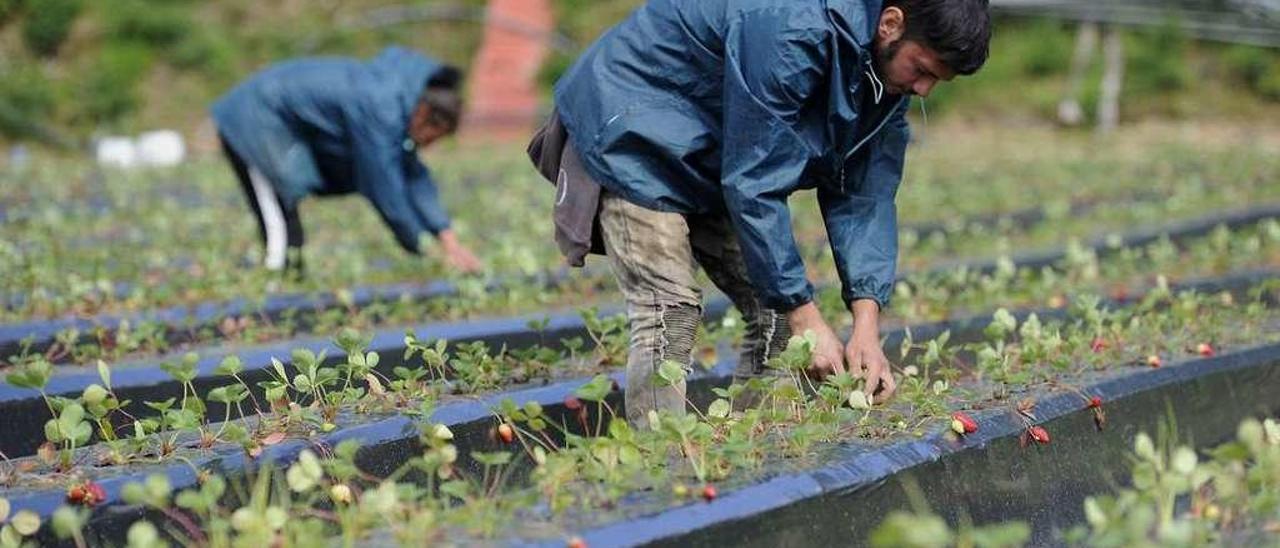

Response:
(6, 360), (52, 390)
(293, 374), (312, 393)
(574, 375), (612, 402)
(271, 358), (288, 381)
(214, 356), (243, 376)
(708, 398), (731, 418)
(10, 510), (40, 536)
(522, 401), (543, 418)
(126, 521), (161, 548)
(439, 480), (470, 500)
(44, 419), (64, 443)
(144, 398), (175, 413)
(144, 475), (171, 504)
(97, 360), (112, 391)
(656, 360), (687, 387)
(471, 451), (513, 467)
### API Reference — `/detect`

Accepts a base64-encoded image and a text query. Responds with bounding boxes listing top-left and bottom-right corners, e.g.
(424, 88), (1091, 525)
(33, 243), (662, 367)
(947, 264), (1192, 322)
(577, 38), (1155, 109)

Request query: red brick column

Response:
(462, 0), (553, 141)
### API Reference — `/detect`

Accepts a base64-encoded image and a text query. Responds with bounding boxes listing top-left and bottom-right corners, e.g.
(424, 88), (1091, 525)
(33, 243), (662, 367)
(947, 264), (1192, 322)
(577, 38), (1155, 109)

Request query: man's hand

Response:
(786, 302), (845, 379)
(847, 299), (896, 404)
(437, 229), (483, 274)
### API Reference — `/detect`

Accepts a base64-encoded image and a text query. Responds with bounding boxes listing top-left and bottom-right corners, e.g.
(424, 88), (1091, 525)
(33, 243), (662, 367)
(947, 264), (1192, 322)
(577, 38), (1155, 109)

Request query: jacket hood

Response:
(824, 0), (881, 49)
(366, 46), (446, 121)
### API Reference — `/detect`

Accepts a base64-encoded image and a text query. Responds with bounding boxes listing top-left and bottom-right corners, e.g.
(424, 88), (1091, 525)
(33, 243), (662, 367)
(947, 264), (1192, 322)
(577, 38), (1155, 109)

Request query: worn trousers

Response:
(597, 192), (792, 426)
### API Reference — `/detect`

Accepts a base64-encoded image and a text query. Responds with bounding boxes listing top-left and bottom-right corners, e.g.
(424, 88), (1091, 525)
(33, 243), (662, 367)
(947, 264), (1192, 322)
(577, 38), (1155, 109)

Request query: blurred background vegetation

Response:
(0, 0), (1277, 147)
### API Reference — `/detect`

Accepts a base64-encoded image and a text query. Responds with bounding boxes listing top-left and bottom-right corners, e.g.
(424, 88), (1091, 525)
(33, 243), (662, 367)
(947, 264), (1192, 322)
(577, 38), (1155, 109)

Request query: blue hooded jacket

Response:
(554, 0), (909, 310)
(211, 47), (452, 253)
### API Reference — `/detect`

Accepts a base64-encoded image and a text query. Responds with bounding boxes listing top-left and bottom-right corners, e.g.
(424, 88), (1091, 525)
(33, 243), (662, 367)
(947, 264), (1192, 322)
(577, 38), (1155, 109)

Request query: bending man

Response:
(213, 46), (481, 275)
(531, 0), (991, 424)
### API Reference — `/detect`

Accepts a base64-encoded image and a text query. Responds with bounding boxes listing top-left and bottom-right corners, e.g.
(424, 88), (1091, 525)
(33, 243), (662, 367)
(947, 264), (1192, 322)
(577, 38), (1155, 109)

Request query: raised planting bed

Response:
(557, 343), (1280, 547)
(0, 299), (734, 459)
(1, 271), (1274, 546)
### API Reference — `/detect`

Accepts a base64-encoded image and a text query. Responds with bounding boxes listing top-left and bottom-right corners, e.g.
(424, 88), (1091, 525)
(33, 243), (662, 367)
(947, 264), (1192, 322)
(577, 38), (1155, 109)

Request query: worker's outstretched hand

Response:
(848, 299), (896, 404)
(437, 230), (483, 274)
(786, 302), (845, 380)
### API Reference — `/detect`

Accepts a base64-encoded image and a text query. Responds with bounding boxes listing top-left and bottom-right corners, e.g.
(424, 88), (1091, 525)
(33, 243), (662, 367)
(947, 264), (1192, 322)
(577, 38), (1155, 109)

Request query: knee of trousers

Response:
(628, 300), (701, 366)
(740, 309), (794, 374)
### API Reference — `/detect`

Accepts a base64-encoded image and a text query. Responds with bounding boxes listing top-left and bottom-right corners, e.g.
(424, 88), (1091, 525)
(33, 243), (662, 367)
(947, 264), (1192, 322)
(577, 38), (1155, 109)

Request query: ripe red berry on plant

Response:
(1028, 425), (1050, 444)
(66, 481), (107, 506)
(950, 411), (978, 434)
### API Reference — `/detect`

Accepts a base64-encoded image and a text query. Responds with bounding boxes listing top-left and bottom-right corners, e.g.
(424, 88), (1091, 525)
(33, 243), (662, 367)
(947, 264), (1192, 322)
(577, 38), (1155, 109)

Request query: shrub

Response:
(21, 0), (82, 56)
(0, 0), (24, 23)
(1223, 44), (1280, 102)
(170, 29), (239, 85)
(1125, 20), (1192, 96)
(0, 61), (55, 139)
(74, 43), (153, 127)
(103, 0), (193, 48)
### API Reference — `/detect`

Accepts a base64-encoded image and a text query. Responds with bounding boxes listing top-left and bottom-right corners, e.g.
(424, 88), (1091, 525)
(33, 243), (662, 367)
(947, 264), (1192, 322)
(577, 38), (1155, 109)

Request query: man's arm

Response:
(348, 131), (432, 254)
(817, 100), (910, 402)
(720, 15), (844, 375)
(404, 158), (482, 273)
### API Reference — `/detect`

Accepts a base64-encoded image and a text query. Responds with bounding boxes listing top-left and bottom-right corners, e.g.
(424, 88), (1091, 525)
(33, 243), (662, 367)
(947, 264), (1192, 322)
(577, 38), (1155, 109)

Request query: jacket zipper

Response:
(839, 96), (908, 193)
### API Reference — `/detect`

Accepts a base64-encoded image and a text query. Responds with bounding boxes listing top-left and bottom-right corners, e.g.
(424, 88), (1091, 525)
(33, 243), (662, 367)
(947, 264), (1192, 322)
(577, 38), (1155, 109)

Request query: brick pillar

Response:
(462, 0), (553, 141)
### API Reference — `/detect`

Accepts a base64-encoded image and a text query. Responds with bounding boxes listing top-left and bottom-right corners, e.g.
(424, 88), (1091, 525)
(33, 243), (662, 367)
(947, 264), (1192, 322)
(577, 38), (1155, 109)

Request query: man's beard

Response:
(873, 38), (904, 95)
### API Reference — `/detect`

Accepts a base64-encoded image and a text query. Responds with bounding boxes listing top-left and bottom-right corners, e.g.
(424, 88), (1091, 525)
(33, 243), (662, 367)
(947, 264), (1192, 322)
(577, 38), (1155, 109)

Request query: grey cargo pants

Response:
(597, 192), (792, 426)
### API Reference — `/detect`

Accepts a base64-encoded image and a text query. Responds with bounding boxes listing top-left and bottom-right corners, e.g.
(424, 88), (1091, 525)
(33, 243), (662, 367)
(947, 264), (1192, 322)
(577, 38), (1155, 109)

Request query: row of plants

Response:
(8, 207), (1274, 373)
(0, 279), (1276, 545)
(3, 132), (1276, 321)
(1, 212), (1272, 461)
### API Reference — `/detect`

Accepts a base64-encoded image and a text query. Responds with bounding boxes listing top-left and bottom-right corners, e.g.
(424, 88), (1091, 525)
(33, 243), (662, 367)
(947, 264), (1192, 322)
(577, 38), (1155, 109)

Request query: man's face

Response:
(409, 102), (451, 148)
(873, 7), (956, 98)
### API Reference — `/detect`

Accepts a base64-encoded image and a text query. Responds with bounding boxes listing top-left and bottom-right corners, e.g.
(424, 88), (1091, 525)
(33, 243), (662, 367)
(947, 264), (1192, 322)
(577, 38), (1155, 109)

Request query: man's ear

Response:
(877, 7), (905, 44)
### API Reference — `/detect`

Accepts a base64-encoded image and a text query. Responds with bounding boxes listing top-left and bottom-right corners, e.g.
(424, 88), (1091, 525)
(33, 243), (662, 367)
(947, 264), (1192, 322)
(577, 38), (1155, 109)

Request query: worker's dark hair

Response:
(883, 0), (991, 75)
(422, 66), (464, 133)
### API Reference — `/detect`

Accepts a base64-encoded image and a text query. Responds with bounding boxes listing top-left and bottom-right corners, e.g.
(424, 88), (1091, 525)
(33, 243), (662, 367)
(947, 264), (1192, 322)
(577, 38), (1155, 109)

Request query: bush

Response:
(75, 43), (153, 126)
(21, 0), (82, 56)
(1125, 20), (1192, 96)
(1017, 18), (1073, 77)
(1223, 45), (1280, 102)
(0, 61), (56, 139)
(170, 29), (238, 84)
(0, 0), (24, 23)
(103, 0), (193, 48)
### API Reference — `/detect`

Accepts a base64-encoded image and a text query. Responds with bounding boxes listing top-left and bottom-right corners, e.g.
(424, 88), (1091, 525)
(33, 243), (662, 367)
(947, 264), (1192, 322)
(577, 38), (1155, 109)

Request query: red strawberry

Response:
(1090, 337), (1109, 353)
(563, 396), (583, 411)
(1028, 425), (1050, 444)
(951, 412), (978, 434)
(702, 484), (717, 501)
(85, 482), (106, 505)
(1088, 396), (1102, 409)
(66, 481), (106, 506)
(1146, 355), (1162, 368)
(66, 484), (86, 504)
(1196, 343), (1214, 357)
(567, 537), (587, 548)
(497, 423), (515, 444)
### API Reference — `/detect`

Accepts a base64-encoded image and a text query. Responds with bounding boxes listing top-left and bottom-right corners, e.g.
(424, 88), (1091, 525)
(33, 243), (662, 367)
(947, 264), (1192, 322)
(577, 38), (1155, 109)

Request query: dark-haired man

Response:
(212, 46), (481, 275)
(530, 0), (991, 425)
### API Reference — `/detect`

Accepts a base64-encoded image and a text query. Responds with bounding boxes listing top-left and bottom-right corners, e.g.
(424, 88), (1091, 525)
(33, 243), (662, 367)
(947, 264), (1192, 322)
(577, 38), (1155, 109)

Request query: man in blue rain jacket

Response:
(212, 46), (481, 275)
(533, 0), (991, 424)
